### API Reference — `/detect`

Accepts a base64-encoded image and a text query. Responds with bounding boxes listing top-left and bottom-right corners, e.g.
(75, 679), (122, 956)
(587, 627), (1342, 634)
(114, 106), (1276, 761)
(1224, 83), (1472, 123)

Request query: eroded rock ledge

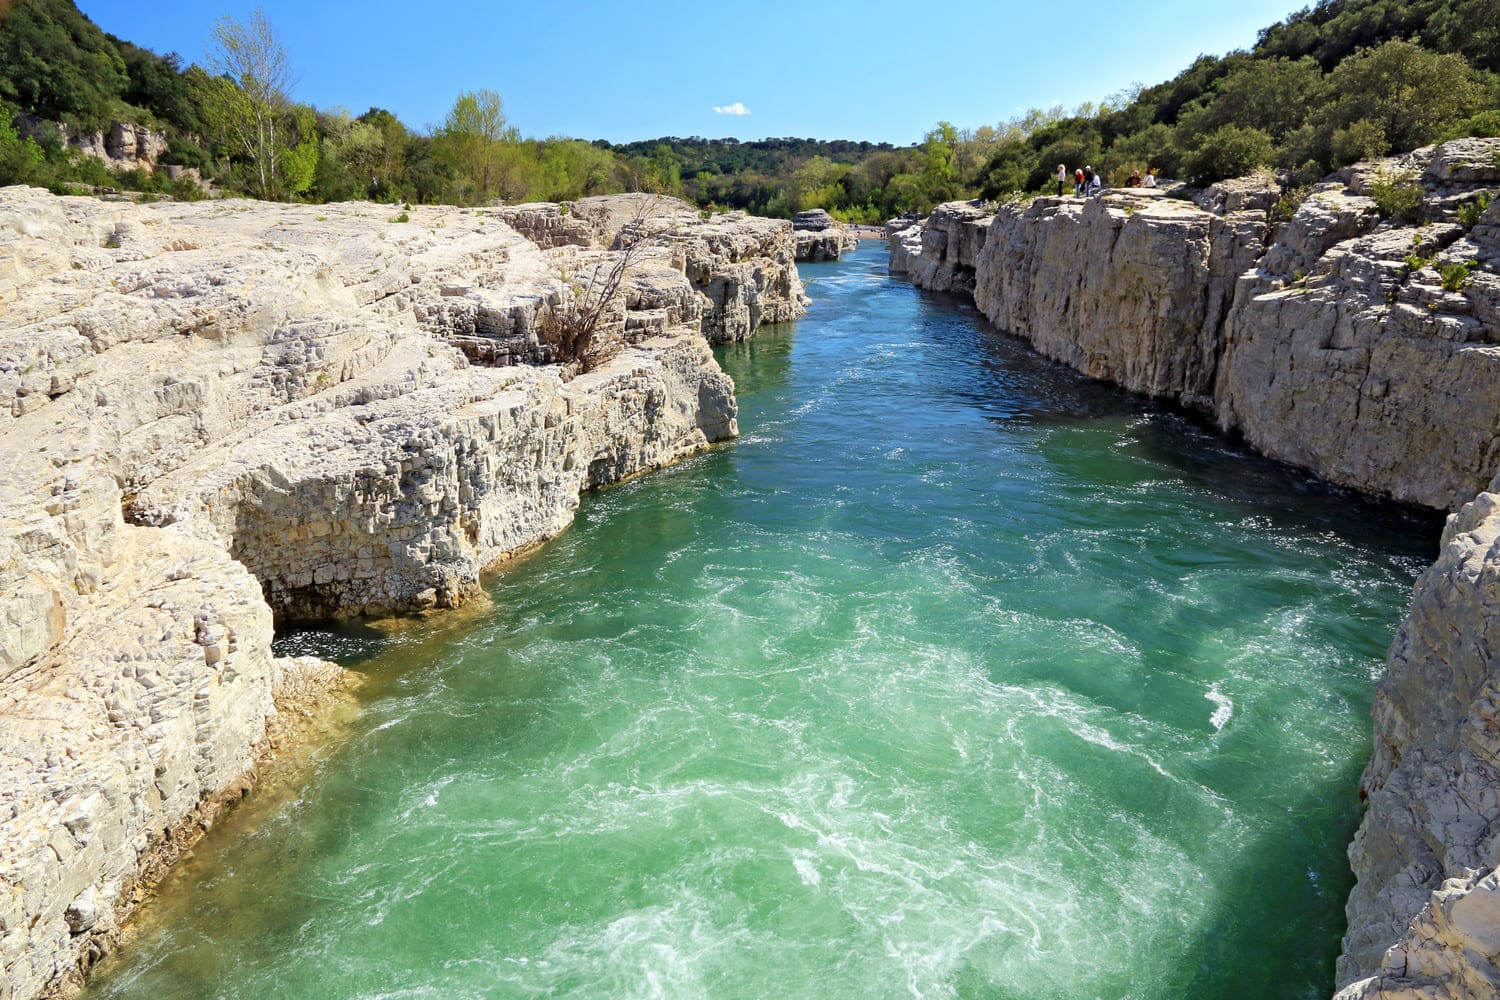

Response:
(0, 189), (805, 1000)
(791, 209), (858, 262)
(889, 139), (1500, 998)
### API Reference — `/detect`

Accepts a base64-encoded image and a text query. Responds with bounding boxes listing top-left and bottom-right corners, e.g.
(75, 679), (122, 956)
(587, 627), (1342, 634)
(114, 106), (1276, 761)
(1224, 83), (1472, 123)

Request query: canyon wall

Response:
(0, 188), (804, 1000)
(791, 209), (858, 262)
(889, 140), (1500, 997)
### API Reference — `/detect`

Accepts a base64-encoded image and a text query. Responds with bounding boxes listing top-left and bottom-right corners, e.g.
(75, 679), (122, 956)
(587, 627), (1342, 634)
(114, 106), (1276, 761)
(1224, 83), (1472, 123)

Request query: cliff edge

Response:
(0, 189), (804, 1000)
(889, 139), (1500, 997)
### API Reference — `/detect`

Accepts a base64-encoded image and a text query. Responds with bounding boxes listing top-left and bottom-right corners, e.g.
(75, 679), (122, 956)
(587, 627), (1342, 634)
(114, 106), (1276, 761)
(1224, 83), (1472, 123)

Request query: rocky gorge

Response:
(889, 138), (1500, 998)
(0, 189), (805, 1000)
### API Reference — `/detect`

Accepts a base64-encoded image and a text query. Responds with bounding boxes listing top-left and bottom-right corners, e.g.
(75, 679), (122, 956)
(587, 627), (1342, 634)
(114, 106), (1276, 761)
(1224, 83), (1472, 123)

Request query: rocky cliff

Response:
(0, 189), (804, 1000)
(1334, 477), (1500, 999)
(889, 139), (1500, 997)
(791, 209), (858, 262)
(898, 142), (1500, 511)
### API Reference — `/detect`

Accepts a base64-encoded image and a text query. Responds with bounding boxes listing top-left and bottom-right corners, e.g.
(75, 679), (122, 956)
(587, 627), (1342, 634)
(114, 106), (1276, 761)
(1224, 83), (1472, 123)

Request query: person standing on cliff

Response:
(1086, 166), (1102, 197)
(1057, 164), (1068, 197)
(1074, 167), (1085, 196)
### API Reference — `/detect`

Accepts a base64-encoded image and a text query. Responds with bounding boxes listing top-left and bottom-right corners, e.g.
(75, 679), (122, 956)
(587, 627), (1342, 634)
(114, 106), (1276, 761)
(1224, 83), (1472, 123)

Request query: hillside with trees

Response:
(1, 0), (1497, 218)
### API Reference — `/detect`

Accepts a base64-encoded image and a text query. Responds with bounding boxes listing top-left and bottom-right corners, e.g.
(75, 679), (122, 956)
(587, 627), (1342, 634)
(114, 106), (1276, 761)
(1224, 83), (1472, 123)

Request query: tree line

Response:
(1, 0), (1497, 219)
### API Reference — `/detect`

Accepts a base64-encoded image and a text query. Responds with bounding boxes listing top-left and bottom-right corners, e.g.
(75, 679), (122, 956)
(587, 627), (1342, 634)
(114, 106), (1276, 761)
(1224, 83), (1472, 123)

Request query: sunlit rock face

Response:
(890, 139), (1500, 998)
(0, 188), (799, 1000)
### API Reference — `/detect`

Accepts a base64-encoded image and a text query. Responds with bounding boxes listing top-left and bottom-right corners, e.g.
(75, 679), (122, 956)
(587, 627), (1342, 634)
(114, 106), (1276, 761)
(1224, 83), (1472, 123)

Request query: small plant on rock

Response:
(1404, 252), (1433, 271)
(1370, 170), (1424, 223)
(389, 212), (410, 224)
(1440, 263), (1472, 293)
(1271, 185), (1311, 224)
(1457, 192), (1491, 228)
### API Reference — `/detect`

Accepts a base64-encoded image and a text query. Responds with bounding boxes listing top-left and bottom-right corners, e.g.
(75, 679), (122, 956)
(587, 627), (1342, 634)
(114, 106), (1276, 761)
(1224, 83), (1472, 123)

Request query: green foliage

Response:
(1316, 40), (1488, 156)
(1442, 110), (1500, 140)
(1457, 192), (1491, 227)
(1404, 251), (1433, 271)
(1440, 262), (1472, 292)
(172, 173), (207, 201)
(0, 114), (48, 186)
(1271, 184), (1312, 223)
(432, 88), (519, 203)
(0, 0), (128, 129)
(389, 211), (409, 223)
(1331, 120), (1389, 166)
(1181, 125), (1275, 184)
(1370, 171), (1425, 221)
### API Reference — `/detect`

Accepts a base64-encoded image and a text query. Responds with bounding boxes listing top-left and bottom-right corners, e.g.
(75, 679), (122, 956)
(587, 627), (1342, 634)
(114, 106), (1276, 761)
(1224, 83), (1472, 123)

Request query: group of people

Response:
(1054, 164), (1158, 197)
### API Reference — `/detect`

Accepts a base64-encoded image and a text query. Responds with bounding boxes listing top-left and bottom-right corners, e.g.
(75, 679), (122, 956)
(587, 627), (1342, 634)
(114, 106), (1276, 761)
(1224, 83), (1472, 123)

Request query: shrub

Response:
(389, 211), (409, 223)
(1404, 252), (1432, 271)
(1271, 184), (1311, 223)
(1181, 125), (1275, 185)
(1441, 110), (1500, 141)
(1440, 263), (1472, 293)
(172, 173), (207, 202)
(1457, 192), (1491, 227)
(1370, 171), (1424, 222)
(1332, 121), (1389, 166)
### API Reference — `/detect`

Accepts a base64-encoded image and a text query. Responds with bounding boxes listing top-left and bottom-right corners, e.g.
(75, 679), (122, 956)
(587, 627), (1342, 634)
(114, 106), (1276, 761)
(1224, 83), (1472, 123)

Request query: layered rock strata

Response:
(888, 199), (995, 296)
(889, 140), (1500, 998)
(0, 188), (803, 1000)
(895, 143), (1500, 510)
(791, 209), (858, 262)
(494, 194), (808, 344)
(1334, 478), (1500, 999)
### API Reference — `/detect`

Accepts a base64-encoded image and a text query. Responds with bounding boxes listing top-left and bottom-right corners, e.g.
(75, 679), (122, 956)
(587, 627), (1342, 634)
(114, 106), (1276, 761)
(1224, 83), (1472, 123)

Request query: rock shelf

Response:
(0, 189), (805, 999)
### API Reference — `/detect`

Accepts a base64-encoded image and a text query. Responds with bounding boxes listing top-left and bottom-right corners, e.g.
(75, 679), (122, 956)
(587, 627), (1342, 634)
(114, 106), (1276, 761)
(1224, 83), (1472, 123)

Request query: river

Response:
(87, 242), (1438, 999)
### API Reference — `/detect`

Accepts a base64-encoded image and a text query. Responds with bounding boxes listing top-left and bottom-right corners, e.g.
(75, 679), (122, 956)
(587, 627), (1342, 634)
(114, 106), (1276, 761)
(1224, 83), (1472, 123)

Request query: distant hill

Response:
(1, 0), (1496, 217)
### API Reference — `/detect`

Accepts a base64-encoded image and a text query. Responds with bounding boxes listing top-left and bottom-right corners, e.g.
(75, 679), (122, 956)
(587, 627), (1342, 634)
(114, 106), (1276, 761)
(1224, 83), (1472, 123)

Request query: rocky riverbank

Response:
(0, 189), (805, 1000)
(889, 139), (1500, 998)
(791, 209), (858, 262)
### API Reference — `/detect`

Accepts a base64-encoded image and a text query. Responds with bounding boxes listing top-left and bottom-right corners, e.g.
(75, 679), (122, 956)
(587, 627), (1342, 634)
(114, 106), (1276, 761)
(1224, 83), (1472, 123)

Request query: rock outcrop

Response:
(897, 142), (1500, 510)
(888, 139), (1500, 997)
(496, 195), (808, 343)
(791, 209), (858, 262)
(973, 192), (1263, 410)
(888, 200), (994, 295)
(15, 117), (169, 173)
(1334, 479), (1500, 999)
(0, 189), (803, 1000)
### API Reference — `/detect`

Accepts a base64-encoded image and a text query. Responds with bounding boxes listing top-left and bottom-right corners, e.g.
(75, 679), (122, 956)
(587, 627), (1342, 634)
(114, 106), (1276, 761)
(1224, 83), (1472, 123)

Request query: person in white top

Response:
(1056, 163), (1068, 197)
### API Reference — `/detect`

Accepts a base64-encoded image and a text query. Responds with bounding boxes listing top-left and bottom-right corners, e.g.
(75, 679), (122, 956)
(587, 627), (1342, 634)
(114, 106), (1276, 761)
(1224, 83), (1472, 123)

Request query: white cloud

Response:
(712, 102), (751, 116)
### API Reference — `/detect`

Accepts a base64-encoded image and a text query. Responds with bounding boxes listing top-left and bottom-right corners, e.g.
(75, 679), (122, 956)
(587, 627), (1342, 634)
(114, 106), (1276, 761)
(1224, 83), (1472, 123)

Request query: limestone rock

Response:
(14, 117), (168, 172)
(1336, 485), (1500, 997)
(971, 193), (1264, 409)
(890, 201), (994, 295)
(493, 196), (807, 344)
(0, 187), (788, 1000)
(792, 209), (858, 262)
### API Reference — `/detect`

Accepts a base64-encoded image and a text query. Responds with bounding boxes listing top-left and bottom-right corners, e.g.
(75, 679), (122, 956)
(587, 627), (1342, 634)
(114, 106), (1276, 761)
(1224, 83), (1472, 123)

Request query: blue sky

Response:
(76, 1), (1313, 144)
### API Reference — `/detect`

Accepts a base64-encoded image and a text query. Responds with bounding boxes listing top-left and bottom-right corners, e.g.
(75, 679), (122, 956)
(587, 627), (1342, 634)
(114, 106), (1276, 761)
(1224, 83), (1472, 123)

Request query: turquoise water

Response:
(88, 244), (1437, 999)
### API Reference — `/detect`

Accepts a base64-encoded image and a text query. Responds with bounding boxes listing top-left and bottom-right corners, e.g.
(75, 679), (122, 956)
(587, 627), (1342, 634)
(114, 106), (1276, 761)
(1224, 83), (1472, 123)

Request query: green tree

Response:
(202, 5), (294, 198)
(1317, 39), (1488, 155)
(0, 0), (129, 129)
(918, 121), (960, 207)
(1181, 125), (1275, 184)
(433, 88), (517, 202)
